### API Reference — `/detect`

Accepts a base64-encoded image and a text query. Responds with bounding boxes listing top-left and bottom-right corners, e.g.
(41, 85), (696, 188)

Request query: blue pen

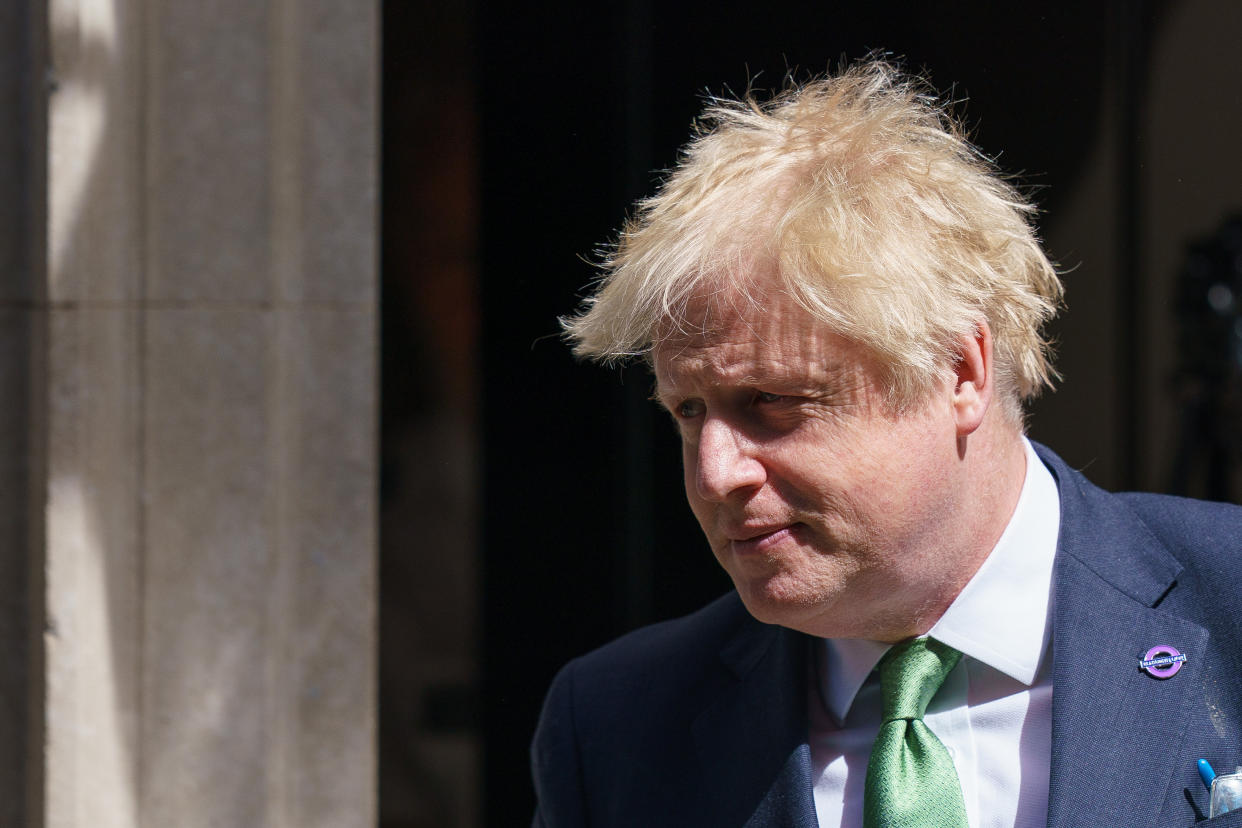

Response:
(1199, 759), (1217, 791)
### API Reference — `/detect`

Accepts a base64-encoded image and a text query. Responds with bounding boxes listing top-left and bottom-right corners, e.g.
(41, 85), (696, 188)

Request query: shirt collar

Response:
(818, 438), (1060, 722)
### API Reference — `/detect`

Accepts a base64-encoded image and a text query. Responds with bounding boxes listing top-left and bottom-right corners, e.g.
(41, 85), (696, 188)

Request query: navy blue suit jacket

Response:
(532, 446), (1242, 826)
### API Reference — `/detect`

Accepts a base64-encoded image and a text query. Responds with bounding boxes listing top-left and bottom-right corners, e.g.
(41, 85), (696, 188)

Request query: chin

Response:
(732, 574), (825, 630)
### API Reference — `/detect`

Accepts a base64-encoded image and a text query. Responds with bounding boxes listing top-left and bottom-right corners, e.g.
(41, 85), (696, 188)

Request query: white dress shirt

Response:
(810, 439), (1060, 828)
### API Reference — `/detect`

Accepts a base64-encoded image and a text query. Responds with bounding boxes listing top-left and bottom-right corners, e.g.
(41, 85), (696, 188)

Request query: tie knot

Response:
(877, 637), (961, 722)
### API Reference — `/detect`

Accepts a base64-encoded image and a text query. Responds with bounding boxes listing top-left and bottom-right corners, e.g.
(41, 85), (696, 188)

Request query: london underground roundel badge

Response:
(1139, 645), (1186, 679)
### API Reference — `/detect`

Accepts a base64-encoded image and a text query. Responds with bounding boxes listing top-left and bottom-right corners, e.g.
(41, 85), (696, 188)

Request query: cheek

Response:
(761, 431), (908, 521)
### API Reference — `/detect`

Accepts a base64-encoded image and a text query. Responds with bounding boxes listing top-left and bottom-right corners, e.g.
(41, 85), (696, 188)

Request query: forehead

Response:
(652, 284), (858, 388)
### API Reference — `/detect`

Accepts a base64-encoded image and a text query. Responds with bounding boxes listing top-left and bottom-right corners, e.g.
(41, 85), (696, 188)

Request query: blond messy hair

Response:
(562, 59), (1064, 426)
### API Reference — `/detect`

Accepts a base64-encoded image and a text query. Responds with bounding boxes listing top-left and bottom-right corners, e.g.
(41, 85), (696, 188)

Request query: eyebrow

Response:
(652, 370), (817, 402)
(650, 387), (680, 412)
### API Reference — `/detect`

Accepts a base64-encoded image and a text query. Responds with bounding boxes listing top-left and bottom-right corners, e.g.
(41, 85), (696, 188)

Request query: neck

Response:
(895, 417), (1027, 641)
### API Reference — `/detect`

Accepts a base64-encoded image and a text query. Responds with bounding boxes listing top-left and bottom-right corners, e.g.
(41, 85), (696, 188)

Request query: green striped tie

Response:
(862, 637), (968, 828)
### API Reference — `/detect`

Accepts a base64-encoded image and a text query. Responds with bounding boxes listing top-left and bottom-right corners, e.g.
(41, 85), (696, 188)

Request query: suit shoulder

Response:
(1036, 442), (1242, 571)
(1111, 492), (1242, 631)
(566, 591), (757, 686)
(536, 590), (778, 733)
(531, 592), (778, 819)
(1115, 491), (1242, 559)
(532, 593), (806, 824)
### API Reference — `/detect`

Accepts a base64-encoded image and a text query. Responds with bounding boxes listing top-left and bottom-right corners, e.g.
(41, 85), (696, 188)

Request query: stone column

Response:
(39, 0), (378, 825)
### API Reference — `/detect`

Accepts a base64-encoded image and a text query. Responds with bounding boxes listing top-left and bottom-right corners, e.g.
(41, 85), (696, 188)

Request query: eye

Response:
(755, 391), (784, 404)
(675, 399), (704, 419)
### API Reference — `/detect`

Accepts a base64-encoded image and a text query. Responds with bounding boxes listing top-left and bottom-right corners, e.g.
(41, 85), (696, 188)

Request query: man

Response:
(531, 60), (1242, 827)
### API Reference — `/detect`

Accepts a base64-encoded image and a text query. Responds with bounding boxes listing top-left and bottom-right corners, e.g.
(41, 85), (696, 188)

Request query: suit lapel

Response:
(1047, 553), (1208, 826)
(1040, 447), (1209, 828)
(692, 621), (818, 828)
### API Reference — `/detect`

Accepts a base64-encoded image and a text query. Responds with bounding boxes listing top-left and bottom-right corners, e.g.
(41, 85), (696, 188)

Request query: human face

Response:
(653, 287), (969, 641)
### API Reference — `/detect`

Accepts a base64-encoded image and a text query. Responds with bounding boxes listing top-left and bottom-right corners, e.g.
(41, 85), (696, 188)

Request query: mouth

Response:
(727, 523), (800, 554)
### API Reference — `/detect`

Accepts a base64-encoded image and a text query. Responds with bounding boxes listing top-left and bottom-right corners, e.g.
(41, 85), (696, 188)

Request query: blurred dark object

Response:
(1170, 213), (1242, 501)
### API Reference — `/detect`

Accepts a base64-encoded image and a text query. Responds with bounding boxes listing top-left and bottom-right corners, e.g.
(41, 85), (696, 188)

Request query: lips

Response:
(727, 523), (799, 553)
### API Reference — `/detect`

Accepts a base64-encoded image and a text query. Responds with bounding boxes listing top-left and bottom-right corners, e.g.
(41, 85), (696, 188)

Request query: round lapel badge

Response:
(1140, 645), (1186, 679)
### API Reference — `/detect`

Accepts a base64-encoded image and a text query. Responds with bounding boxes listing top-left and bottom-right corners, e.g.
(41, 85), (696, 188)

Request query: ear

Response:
(952, 322), (993, 436)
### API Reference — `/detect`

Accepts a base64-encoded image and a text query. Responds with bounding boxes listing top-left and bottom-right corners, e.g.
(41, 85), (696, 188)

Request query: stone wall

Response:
(8, 0), (379, 825)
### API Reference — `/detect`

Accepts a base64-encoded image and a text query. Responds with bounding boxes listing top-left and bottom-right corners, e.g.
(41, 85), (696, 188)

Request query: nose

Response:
(693, 416), (766, 502)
